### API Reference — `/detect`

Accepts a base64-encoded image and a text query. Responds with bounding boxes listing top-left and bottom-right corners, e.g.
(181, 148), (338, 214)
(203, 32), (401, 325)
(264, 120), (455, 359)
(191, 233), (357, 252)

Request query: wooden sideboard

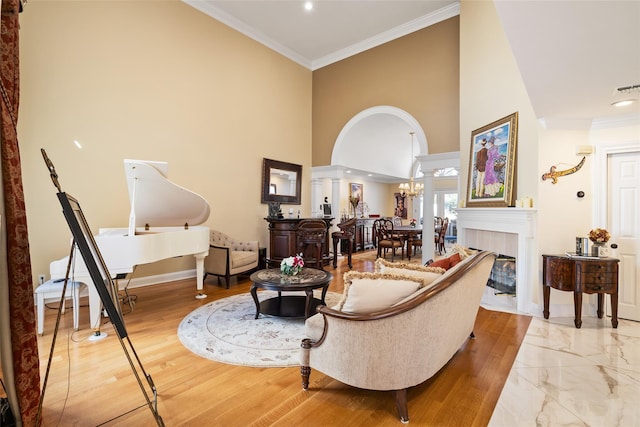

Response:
(355, 218), (377, 251)
(265, 217), (333, 266)
(542, 254), (619, 328)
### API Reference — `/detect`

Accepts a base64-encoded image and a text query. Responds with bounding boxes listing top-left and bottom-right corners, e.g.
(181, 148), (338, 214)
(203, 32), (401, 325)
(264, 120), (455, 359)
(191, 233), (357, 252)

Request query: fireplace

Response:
(487, 254), (516, 295)
(456, 208), (537, 314)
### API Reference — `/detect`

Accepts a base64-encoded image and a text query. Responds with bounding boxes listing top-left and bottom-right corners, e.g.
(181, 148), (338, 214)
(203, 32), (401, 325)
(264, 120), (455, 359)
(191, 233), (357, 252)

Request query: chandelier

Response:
(399, 132), (423, 198)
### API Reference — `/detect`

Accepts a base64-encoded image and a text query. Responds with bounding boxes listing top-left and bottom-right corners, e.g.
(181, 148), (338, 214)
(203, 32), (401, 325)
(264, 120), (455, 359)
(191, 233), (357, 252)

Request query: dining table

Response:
(393, 225), (423, 261)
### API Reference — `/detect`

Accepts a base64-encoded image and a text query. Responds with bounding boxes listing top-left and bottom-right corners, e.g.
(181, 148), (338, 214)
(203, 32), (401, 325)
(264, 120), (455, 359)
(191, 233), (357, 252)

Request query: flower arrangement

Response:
(281, 253), (304, 276)
(348, 196), (360, 217)
(588, 228), (611, 244)
(410, 218), (417, 227)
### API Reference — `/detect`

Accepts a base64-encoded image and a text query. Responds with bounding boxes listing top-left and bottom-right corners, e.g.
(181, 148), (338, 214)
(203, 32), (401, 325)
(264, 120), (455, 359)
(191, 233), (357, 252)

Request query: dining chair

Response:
(374, 219), (404, 261)
(332, 217), (357, 268)
(435, 217), (449, 255)
(411, 232), (423, 256)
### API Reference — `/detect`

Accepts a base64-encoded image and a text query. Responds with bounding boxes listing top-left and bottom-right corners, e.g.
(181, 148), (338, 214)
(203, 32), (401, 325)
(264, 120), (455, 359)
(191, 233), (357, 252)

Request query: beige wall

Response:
(311, 17), (460, 165)
(19, 0), (311, 284)
(459, 0), (538, 207)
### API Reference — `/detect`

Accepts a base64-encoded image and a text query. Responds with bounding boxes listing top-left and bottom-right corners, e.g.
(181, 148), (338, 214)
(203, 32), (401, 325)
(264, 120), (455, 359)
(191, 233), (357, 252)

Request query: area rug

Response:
(352, 249), (424, 264)
(178, 291), (340, 368)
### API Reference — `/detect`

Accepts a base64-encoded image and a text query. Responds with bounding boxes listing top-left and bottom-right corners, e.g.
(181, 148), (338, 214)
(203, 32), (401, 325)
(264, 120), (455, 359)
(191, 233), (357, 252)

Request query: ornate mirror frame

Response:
(261, 158), (302, 205)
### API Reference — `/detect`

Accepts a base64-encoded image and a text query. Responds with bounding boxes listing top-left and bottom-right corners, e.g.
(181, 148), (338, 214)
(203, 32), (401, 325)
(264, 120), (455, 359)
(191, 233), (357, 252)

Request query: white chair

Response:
(35, 279), (86, 335)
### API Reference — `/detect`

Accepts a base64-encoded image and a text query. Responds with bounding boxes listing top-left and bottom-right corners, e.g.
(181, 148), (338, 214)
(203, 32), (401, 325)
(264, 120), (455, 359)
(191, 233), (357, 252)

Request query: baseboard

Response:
(123, 269), (197, 289)
(36, 269), (198, 303)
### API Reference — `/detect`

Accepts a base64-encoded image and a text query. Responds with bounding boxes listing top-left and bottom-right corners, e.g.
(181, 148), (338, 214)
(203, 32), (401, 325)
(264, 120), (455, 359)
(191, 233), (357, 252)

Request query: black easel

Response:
(37, 149), (164, 426)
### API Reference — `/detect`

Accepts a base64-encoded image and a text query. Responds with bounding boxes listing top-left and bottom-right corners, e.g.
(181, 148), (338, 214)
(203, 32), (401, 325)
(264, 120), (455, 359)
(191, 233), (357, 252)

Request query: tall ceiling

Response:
(184, 0), (640, 180)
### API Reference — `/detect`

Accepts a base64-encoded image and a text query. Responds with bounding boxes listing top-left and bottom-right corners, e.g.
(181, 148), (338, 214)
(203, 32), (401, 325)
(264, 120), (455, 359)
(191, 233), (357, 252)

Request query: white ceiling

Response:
(184, 0), (640, 181)
(184, 0), (458, 70)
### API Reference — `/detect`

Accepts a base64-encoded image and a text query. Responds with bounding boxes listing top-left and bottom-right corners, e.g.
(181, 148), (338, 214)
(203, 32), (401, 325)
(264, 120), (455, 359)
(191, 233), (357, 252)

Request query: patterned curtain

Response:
(0, 0), (41, 425)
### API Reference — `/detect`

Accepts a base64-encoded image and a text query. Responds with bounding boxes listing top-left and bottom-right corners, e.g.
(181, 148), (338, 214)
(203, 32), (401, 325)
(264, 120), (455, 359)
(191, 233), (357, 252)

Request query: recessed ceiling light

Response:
(304, 2), (313, 11)
(346, 170), (352, 174)
(368, 174), (373, 177)
(611, 99), (636, 108)
(73, 140), (82, 149)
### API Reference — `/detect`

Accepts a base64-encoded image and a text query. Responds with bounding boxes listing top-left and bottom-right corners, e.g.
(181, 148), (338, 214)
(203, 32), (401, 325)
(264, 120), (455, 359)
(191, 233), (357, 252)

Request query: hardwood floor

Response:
(34, 254), (531, 426)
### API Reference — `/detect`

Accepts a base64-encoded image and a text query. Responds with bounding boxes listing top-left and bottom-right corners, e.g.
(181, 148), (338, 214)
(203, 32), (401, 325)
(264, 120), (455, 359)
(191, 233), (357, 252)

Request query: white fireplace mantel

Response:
(456, 208), (538, 314)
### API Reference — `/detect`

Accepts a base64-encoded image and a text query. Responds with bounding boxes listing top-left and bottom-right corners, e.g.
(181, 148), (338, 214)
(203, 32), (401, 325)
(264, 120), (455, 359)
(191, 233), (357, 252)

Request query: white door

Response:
(608, 151), (640, 321)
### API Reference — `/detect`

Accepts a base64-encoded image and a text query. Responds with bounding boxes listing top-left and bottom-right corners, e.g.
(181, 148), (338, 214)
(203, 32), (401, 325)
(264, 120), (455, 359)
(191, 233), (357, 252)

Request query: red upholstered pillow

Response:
(448, 253), (462, 268)
(429, 253), (462, 270)
(429, 257), (450, 270)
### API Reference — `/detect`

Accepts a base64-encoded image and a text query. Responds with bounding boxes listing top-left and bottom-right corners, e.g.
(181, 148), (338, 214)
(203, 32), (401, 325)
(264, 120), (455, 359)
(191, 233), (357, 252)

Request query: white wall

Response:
(460, 0), (639, 313)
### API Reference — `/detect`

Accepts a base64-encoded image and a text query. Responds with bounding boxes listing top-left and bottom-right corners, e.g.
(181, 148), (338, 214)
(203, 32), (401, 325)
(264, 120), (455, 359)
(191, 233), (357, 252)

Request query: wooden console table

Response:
(542, 254), (619, 328)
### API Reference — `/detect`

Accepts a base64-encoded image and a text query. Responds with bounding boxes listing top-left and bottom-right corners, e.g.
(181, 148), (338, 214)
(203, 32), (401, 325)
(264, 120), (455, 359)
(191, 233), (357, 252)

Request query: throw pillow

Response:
(429, 253), (462, 270)
(448, 252), (462, 268)
(335, 271), (425, 314)
(428, 257), (450, 270)
(374, 258), (444, 284)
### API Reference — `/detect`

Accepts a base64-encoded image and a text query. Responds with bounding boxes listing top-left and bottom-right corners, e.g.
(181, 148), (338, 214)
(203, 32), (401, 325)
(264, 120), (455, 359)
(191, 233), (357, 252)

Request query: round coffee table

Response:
(249, 267), (333, 319)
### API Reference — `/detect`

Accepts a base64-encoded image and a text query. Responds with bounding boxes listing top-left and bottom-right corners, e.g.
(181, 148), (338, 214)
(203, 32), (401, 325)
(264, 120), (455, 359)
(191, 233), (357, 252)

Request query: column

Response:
(331, 178), (341, 225)
(311, 178), (323, 218)
(421, 169), (436, 262)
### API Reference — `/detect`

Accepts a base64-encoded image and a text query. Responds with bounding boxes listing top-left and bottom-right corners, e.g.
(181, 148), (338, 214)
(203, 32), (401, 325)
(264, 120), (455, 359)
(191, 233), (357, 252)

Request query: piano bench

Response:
(35, 279), (86, 335)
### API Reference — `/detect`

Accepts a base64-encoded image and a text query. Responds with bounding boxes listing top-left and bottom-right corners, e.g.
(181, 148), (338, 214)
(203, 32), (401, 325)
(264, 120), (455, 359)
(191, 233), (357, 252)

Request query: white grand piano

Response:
(50, 159), (210, 333)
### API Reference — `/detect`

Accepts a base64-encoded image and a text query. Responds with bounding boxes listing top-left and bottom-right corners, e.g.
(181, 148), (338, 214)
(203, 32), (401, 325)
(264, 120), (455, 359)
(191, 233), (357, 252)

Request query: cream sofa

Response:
(300, 250), (496, 423)
(203, 230), (259, 289)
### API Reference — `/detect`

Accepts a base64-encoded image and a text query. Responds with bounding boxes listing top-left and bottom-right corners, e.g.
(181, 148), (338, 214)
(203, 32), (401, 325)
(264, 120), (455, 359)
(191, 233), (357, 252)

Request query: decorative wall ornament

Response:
(541, 156), (586, 184)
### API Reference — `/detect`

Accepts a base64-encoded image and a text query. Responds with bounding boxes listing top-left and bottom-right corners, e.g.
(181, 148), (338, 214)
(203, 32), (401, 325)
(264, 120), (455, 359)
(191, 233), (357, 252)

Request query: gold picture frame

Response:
(466, 112), (518, 207)
(350, 182), (363, 201)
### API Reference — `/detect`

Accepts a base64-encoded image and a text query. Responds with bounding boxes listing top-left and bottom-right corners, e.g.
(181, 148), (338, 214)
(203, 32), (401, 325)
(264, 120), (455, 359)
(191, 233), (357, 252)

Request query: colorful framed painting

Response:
(466, 112), (518, 207)
(350, 182), (363, 202)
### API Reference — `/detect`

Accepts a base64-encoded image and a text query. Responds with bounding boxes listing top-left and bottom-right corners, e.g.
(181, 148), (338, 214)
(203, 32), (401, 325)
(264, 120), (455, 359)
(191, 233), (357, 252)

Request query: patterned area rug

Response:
(178, 291), (340, 368)
(351, 249), (425, 264)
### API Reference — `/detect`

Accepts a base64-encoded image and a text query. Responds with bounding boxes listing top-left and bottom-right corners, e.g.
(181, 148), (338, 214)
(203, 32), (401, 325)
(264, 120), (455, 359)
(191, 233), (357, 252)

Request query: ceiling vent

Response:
(615, 84), (640, 95)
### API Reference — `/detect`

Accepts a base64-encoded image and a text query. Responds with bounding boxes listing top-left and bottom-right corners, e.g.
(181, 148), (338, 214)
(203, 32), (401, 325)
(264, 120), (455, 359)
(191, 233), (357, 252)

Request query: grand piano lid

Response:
(124, 159), (210, 230)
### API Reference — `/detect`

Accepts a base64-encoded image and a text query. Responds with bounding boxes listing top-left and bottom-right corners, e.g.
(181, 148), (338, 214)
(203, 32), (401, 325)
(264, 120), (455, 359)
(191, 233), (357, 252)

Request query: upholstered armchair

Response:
(204, 230), (259, 289)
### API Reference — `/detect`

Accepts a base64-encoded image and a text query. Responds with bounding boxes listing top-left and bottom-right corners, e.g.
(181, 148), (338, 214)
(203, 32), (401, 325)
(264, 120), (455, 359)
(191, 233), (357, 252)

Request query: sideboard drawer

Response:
(583, 262), (617, 275)
(583, 278), (615, 293)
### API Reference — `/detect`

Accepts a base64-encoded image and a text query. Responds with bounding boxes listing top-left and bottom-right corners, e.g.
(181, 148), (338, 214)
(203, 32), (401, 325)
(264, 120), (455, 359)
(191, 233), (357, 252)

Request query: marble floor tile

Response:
(489, 316), (640, 427)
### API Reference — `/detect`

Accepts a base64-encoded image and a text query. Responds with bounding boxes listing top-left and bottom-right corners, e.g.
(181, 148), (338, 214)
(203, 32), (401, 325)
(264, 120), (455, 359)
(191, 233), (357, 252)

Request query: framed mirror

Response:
(261, 158), (302, 204)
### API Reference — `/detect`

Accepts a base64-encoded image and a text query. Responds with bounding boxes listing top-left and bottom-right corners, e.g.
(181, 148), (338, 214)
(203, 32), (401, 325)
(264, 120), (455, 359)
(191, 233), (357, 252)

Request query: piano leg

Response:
(194, 251), (208, 299)
(87, 282), (108, 341)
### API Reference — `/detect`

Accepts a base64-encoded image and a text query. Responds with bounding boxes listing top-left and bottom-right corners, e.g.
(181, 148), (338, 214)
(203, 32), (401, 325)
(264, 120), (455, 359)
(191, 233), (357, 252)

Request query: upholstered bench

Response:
(35, 279), (86, 335)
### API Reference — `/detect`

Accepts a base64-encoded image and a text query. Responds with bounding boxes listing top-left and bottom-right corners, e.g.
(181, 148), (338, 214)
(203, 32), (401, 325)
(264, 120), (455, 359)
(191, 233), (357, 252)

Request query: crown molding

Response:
(312, 2), (460, 70)
(183, 1), (460, 71)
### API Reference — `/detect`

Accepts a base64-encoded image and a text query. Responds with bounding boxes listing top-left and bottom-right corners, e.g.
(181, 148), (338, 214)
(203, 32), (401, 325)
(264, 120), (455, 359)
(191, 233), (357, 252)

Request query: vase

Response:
(591, 242), (604, 257)
(281, 266), (301, 276)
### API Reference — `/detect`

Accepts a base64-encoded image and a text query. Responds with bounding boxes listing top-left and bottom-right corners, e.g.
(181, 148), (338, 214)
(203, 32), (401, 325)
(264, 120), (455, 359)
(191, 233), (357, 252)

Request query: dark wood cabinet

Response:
(542, 254), (619, 328)
(265, 218), (333, 266)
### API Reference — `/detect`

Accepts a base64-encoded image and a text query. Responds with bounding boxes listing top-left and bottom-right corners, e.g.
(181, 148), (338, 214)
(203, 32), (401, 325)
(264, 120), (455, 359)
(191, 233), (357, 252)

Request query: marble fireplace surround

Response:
(456, 208), (538, 315)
